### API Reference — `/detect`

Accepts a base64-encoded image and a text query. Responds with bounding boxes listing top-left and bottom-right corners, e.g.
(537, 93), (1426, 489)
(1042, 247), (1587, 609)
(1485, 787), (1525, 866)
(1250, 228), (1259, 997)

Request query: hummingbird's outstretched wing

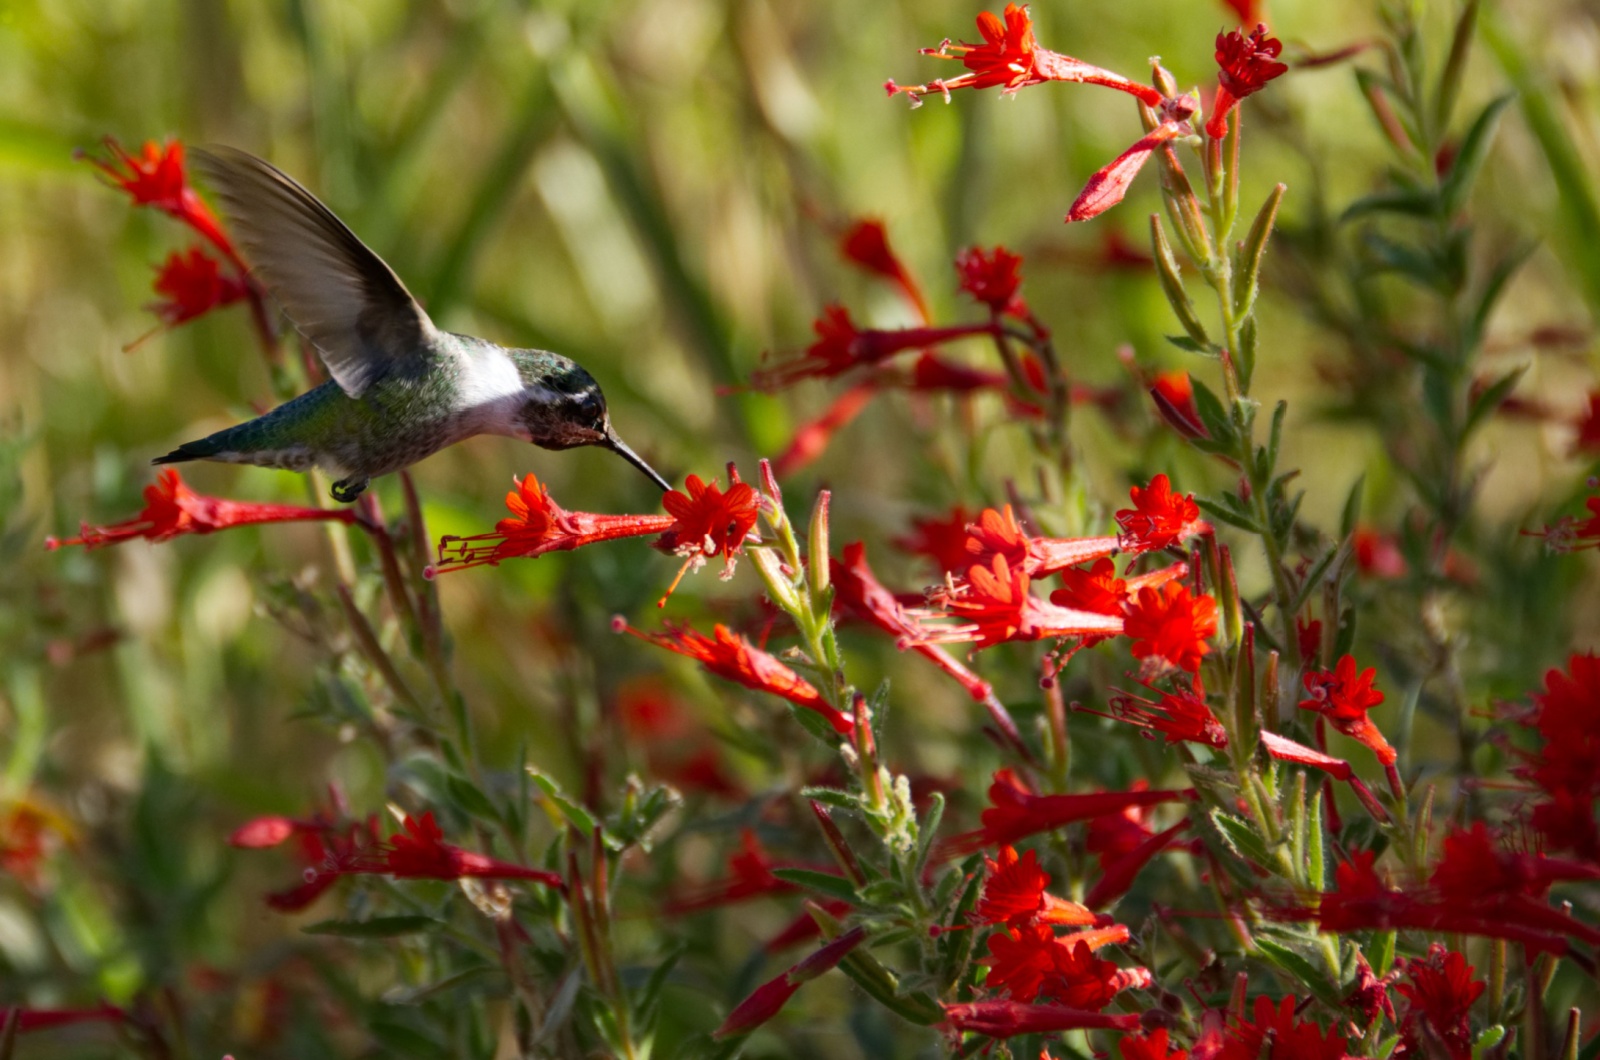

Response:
(192, 146), (438, 399)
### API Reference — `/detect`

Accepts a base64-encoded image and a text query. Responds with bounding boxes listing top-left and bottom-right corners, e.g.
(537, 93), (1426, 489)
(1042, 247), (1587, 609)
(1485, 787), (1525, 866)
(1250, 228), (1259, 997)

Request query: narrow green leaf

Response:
(1151, 214), (1212, 348)
(303, 915), (443, 938)
(1233, 183), (1286, 321)
(770, 868), (859, 904)
(1195, 498), (1264, 535)
(1211, 809), (1272, 869)
(1441, 93), (1515, 216)
(527, 769), (600, 835)
(446, 774), (500, 823)
(1340, 188), (1439, 222)
(1435, 0), (1482, 134)
(1255, 937), (1344, 1008)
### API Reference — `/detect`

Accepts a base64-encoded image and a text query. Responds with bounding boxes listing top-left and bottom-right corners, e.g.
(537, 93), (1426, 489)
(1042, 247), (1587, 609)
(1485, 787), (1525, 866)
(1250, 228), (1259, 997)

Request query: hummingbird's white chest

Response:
(455, 351), (531, 440)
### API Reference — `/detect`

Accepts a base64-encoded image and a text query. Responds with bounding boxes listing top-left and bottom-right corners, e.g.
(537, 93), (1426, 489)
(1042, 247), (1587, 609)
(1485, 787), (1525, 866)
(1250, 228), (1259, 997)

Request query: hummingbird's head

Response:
(515, 356), (671, 492)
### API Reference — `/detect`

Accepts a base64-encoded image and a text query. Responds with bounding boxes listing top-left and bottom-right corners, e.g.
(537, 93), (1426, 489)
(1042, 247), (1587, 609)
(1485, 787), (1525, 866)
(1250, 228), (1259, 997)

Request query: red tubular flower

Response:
(231, 813), (381, 912)
(1299, 654), (1395, 765)
(895, 505), (979, 573)
(840, 219), (929, 323)
(1121, 1029), (1189, 1060)
(1259, 731), (1352, 781)
(429, 473), (672, 574)
(1571, 390), (1600, 454)
(1116, 474), (1208, 553)
(753, 304), (996, 389)
(1397, 945), (1484, 1060)
(654, 468), (761, 592)
(1526, 494), (1600, 552)
(964, 505), (1121, 577)
(955, 245), (1028, 318)
(1216, 995), (1349, 1060)
(1085, 819), (1190, 910)
(764, 898), (854, 953)
(1123, 581), (1218, 673)
(373, 813), (562, 887)
(974, 847), (1095, 928)
(0, 798), (70, 888)
(944, 769), (1190, 854)
(1150, 370), (1209, 439)
(146, 246), (248, 328)
(1513, 653), (1600, 853)
(46, 469), (359, 551)
(921, 554), (1124, 650)
(80, 137), (242, 266)
(1093, 675), (1227, 748)
(887, 4), (1164, 108)
(832, 541), (993, 701)
(939, 1000), (1138, 1037)
(1205, 26), (1290, 138)
(6, 1003), (126, 1034)
(662, 830), (818, 914)
(713, 926), (867, 1040)
(772, 383), (876, 477)
(618, 620), (853, 734)
(1066, 121), (1185, 223)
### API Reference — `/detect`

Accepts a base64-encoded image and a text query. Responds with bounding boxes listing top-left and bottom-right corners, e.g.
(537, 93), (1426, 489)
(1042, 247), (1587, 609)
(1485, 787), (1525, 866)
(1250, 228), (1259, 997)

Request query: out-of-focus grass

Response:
(1, 0), (1597, 1055)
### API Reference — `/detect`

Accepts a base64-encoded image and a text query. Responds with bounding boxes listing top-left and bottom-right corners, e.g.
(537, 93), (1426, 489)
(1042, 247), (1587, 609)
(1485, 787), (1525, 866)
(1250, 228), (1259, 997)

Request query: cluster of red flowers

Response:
(81, 138), (266, 344)
(913, 476), (1216, 679)
(1509, 652), (1600, 858)
(885, 5), (1288, 221)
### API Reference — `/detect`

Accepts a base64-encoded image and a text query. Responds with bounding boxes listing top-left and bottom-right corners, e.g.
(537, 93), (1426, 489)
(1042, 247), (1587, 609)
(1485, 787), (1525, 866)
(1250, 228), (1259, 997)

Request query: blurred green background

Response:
(2, 0), (1598, 1055)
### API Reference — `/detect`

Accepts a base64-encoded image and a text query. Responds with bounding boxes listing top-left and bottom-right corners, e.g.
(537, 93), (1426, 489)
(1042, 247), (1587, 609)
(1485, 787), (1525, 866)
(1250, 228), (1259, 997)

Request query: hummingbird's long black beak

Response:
(603, 427), (672, 493)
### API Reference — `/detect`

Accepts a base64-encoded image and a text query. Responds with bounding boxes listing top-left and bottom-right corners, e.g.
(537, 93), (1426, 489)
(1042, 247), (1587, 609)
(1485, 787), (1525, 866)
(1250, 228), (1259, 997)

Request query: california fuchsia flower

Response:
(146, 246), (248, 328)
(1122, 581), (1218, 673)
(974, 846), (1096, 928)
(1116, 474), (1208, 553)
(663, 830), (820, 915)
(963, 505), (1121, 577)
(982, 923), (1143, 1007)
(944, 769), (1191, 854)
(0, 796), (71, 888)
(1397, 945), (1483, 1060)
(1149, 370), (1209, 439)
(375, 813), (563, 888)
(1215, 995), (1349, 1060)
(1299, 654), (1395, 765)
(921, 554), (1124, 650)
(80, 137), (242, 267)
(430, 473), (672, 574)
(3, 1003), (126, 1035)
(840, 219), (929, 323)
(886, 4), (1164, 108)
(713, 926), (866, 1039)
(895, 505), (979, 573)
(1511, 653), (1600, 853)
(46, 469), (358, 551)
(1205, 26), (1290, 138)
(832, 541), (994, 702)
(772, 384), (876, 477)
(1094, 674), (1227, 748)
(939, 999), (1138, 1037)
(1571, 390), (1600, 454)
(753, 305), (996, 389)
(655, 468), (761, 586)
(617, 620), (853, 734)
(1066, 120), (1187, 222)
(1526, 493), (1600, 552)
(230, 812), (380, 911)
(955, 245), (1028, 318)
(1085, 819), (1190, 909)
(1120, 1030), (1189, 1060)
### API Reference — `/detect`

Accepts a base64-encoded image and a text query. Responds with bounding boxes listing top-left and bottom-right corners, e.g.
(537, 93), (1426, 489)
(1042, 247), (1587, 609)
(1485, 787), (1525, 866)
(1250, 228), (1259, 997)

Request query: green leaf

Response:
(527, 769), (600, 836)
(302, 915), (443, 938)
(1440, 94), (1515, 217)
(386, 964), (502, 1005)
(1255, 937), (1344, 1008)
(1435, 0), (1482, 133)
(800, 787), (860, 811)
(1190, 376), (1236, 446)
(789, 702), (845, 744)
(1340, 188), (1439, 221)
(771, 868), (859, 904)
(1211, 810), (1273, 870)
(914, 793), (945, 877)
(1164, 334), (1219, 356)
(1233, 183), (1286, 321)
(1196, 497), (1263, 535)
(1340, 474), (1365, 539)
(446, 774), (500, 823)
(1464, 365), (1527, 438)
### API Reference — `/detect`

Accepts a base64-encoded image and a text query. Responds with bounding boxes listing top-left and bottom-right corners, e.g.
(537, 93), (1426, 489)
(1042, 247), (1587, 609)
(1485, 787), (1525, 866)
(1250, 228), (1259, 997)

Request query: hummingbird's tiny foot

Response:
(330, 476), (370, 504)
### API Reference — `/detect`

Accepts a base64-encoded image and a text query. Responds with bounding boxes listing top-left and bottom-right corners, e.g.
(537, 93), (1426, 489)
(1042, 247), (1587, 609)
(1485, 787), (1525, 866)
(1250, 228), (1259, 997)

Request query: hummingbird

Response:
(153, 146), (671, 503)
